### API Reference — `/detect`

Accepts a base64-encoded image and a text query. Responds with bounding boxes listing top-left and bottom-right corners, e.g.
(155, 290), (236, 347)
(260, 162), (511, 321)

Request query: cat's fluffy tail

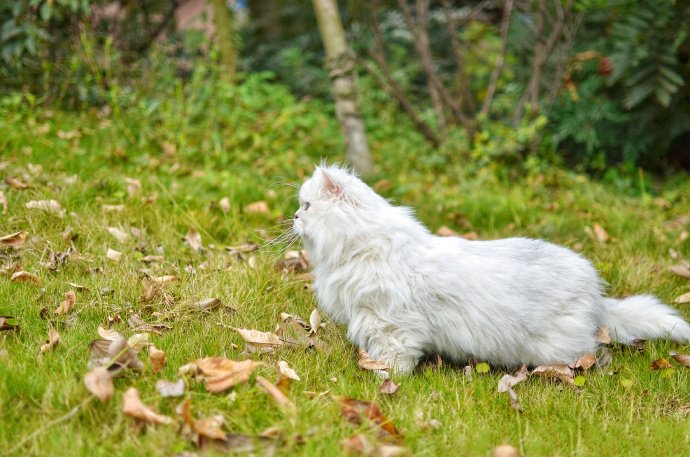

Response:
(603, 295), (690, 344)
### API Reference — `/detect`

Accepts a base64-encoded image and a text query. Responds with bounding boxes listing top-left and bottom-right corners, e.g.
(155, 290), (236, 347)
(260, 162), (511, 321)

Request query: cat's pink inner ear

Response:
(321, 170), (343, 198)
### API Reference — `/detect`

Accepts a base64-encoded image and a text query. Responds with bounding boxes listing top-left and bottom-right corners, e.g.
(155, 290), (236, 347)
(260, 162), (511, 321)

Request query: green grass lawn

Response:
(1, 101), (689, 457)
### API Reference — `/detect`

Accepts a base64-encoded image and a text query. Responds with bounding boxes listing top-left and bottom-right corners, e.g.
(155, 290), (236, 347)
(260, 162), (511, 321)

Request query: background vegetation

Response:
(1, 1), (689, 456)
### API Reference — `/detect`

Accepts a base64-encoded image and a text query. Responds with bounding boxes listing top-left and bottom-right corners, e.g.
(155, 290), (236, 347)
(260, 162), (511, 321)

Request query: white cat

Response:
(293, 165), (690, 373)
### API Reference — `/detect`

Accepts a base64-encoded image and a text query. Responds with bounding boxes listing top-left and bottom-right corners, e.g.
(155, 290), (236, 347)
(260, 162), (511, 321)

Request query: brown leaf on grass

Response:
(595, 327), (612, 344)
(152, 275), (178, 284)
(244, 200), (270, 214)
(0, 316), (18, 331)
(341, 434), (375, 455)
(25, 199), (65, 217)
(124, 177), (141, 197)
(10, 271), (41, 285)
(183, 357), (263, 392)
(5, 176), (29, 189)
(0, 190), (7, 213)
(185, 228), (203, 252)
(276, 361), (300, 381)
(84, 366), (114, 402)
(338, 397), (403, 442)
(61, 226), (77, 242)
(179, 397), (227, 441)
(256, 375), (297, 420)
(106, 248), (122, 262)
(280, 312), (310, 328)
(669, 352), (690, 368)
(358, 350), (390, 372)
(149, 345), (166, 373)
(54, 290), (76, 316)
(156, 379), (185, 397)
(492, 444), (520, 457)
(123, 387), (173, 424)
(584, 223), (609, 244)
(276, 319), (321, 348)
(674, 292), (690, 304)
(497, 366), (528, 411)
(380, 379), (400, 395)
(218, 197), (231, 212)
(436, 226), (460, 237)
(275, 250), (309, 273)
(191, 298), (222, 311)
(309, 309), (321, 334)
(572, 354), (597, 371)
(107, 227), (130, 243)
(531, 364), (576, 388)
(669, 264), (690, 279)
(39, 329), (60, 354)
(0, 231), (28, 248)
(235, 328), (284, 353)
(140, 277), (162, 302)
(651, 358), (673, 370)
(102, 204), (125, 213)
(89, 330), (145, 373)
(141, 255), (165, 263)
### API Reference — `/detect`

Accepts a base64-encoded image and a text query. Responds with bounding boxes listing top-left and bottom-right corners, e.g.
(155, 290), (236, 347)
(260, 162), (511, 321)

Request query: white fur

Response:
(293, 165), (690, 373)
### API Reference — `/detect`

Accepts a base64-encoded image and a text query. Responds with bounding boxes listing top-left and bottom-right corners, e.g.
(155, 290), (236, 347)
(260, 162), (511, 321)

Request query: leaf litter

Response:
(179, 357), (263, 393)
(123, 387), (173, 425)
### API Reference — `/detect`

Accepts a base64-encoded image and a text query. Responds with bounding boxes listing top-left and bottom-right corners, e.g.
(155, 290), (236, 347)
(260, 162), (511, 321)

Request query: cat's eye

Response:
(304, 202), (311, 210)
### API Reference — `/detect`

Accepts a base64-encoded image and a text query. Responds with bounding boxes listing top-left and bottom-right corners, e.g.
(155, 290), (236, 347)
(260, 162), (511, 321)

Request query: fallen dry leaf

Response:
(592, 223), (609, 243)
(156, 379), (185, 397)
(380, 379), (400, 395)
(256, 375), (297, 420)
(124, 177), (141, 197)
(39, 329), (60, 354)
(235, 328), (284, 352)
(245, 200), (270, 214)
(338, 397), (402, 442)
(191, 298), (222, 311)
(218, 197), (231, 212)
(275, 250), (309, 273)
(0, 316), (18, 331)
(497, 366), (528, 411)
(436, 226), (460, 237)
(651, 358), (673, 370)
(179, 397), (227, 442)
(10, 271), (41, 286)
(531, 364), (576, 388)
(358, 349), (390, 372)
(185, 228), (203, 252)
(141, 255), (164, 263)
(595, 327), (612, 344)
(375, 444), (410, 457)
(309, 309), (321, 334)
(0, 190), (7, 213)
(0, 231), (28, 248)
(573, 354), (597, 371)
(673, 292), (690, 304)
(669, 264), (690, 279)
(492, 444), (520, 457)
(276, 360), (300, 381)
(149, 345), (166, 373)
(123, 387), (173, 424)
(102, 204), (125, 213)
(341, 434), (374, 455)
(25, 199), (65, 217)
(54, 290), (76, 316)
(669, 352), (690, 368)
(6, 176), (29, 189)
(152, 275), (178, 284)
(84, 366), (114, 402)
(106, 248), (122, 262)
(182, 357), (263, 393)
(107, 227), (130, 243)
(62, 226), (76, 242)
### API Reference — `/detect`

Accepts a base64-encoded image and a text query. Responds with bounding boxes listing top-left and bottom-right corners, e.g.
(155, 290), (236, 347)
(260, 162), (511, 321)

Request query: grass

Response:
(1, 93), (690, 457)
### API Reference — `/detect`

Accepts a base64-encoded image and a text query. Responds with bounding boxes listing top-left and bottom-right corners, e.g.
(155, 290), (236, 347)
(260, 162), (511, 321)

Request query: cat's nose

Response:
(294, 213), (299, 219)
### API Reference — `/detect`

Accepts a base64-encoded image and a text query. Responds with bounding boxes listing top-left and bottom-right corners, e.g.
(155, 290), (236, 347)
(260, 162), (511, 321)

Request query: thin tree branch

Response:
(479, 0), (514, 118)
(398, 0), (473, 131)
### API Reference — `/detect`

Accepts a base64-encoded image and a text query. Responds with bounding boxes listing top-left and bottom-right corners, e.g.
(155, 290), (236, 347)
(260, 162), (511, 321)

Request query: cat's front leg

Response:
(355, 326), (424, 375)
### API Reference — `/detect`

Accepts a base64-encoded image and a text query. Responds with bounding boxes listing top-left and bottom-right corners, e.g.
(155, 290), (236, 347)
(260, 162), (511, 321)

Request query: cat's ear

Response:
(317, 167), (343, 198)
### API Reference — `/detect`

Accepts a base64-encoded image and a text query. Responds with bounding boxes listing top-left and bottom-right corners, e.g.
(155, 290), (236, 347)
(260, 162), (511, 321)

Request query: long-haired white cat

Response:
(293, 165), (690, 373)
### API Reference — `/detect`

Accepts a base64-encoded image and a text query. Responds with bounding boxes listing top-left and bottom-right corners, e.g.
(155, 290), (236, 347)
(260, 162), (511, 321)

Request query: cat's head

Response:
(293, 165), (384, 246)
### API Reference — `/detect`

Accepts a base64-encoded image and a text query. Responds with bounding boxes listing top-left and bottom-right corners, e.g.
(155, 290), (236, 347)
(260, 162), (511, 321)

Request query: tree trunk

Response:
(312, 0), (373, 176)
(211, 0), (236, 80)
